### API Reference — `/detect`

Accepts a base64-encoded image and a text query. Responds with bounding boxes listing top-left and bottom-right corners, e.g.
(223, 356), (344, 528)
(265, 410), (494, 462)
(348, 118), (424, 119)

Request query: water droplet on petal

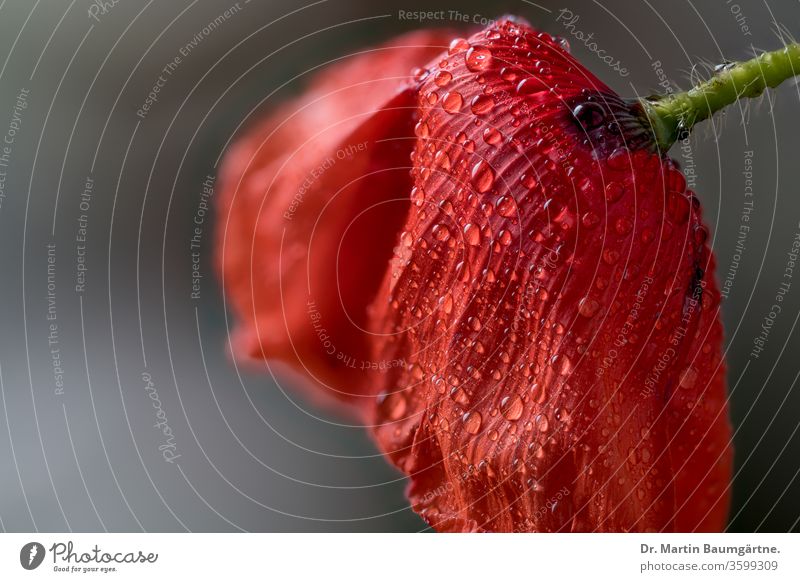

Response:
(440, 293), (453, 314)
(536, 414), (549, 432)
(572, 102), (606, 130)
(448, 38), (469, 55)
(471, 94), (495, 115)
(496, 195), (516, 217)
(516, 76), (547, 95)
(521, 173), (537, 189)
(434, 70), (452, 87)
(581, 211), (600, 228)
(450, 386), (469, 405)
(471, 160), (495, 193)
(433, 224), (451, 241)
(465, 45), (492, 71)
(500, 394), (524, 421)
(442, 91), (463, 113)
(578, 297), (600, 317)
(463, 411), (482, 434)
(500, 67), (519, 81)
(483, 127), (502, 146)
(463, 223), (481, 245)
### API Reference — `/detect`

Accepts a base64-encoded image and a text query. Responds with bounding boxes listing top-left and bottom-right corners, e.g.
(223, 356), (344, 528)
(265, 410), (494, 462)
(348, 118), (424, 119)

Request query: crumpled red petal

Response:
(217, 17), (732, 532)
(216, 30), (452, 415)
(366, 18), (732, 531)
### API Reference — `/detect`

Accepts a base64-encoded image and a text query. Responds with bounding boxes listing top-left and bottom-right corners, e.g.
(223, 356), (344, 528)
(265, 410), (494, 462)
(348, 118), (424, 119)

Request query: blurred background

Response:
(0, 0), (798, 532)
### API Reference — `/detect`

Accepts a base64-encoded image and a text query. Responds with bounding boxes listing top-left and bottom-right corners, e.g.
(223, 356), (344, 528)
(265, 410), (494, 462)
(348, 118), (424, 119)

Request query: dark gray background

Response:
(0, 0), (798, 532)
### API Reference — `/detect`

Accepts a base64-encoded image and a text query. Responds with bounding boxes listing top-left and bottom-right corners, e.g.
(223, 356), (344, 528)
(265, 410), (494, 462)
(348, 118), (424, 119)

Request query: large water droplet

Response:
(463, 223), (481, 245)
(572, 102), (606, 130)
(496, 195), (516, 217)
(465, 46), (492, 71)
(434, 149), (451, 169)
(516, 76), (547, 95)
(463, 411), (482, 434)
(442, 91), (463, 113)
(434, 70), (452, 87)
(520, 173), (537, 189)
(411, 186), (425, 207)
(482, 126), (502, 146)
(555, 36), (571, 52)
(500, 394), (524, 421)
(432, 224), (451, 241)
(471, 160), (495, 193)
(471, 94), (495, 115)
(448, 38), (469, 55)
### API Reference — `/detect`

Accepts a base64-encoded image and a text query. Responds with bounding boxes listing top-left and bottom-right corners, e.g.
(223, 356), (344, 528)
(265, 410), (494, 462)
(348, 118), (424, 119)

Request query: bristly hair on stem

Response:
(637, 43), (800, 153)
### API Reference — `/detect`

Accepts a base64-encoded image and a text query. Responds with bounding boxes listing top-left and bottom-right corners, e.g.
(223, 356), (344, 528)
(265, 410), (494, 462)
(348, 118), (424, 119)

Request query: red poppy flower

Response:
(216, 17), (733, 532)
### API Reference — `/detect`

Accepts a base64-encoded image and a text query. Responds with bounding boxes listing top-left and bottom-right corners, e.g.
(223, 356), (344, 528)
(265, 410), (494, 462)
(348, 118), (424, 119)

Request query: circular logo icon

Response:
(20, 542), (45, 570)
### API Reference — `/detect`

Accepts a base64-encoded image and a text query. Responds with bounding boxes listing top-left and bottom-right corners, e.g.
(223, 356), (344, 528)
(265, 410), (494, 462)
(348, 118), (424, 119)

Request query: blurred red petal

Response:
(216, 30), (452, 415)
(367, 18), (731, 531)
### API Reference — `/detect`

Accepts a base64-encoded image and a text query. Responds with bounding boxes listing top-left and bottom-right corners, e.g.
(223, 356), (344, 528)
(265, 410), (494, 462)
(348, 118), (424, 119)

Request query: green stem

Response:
(640, 43), (800, 152)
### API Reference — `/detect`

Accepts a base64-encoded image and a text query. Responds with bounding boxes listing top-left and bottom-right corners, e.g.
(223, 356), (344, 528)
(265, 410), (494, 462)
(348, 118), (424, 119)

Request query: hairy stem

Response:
(640, 43), (800, 152)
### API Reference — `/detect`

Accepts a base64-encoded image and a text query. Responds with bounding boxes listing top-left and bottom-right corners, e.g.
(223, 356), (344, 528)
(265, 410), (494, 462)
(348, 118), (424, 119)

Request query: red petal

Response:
(216, 30), (452, 415)
(367, 18), (732, 531)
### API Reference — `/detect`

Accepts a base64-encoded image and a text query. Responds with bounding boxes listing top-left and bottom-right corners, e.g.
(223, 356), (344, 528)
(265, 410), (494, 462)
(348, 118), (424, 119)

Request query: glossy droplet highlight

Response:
(471, 94), (495, 115)
(434, 70), (452, 87)
(500, 394), (524, 421)
(578, 298), (600, 317)
(572, 102), (606, 130)
(465, 46), (492, 71)
(442, 91), (463, 113)
(496, 195), (516, 217)
(433, 224), (451, 241)
(463, 223), (481, 245)
(448, 38), (469, 54)
(463, 411), (482, 434)
(581, 212), (600, 229)
(471, 160), (495, 193)
(483, 127), (502, 146)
